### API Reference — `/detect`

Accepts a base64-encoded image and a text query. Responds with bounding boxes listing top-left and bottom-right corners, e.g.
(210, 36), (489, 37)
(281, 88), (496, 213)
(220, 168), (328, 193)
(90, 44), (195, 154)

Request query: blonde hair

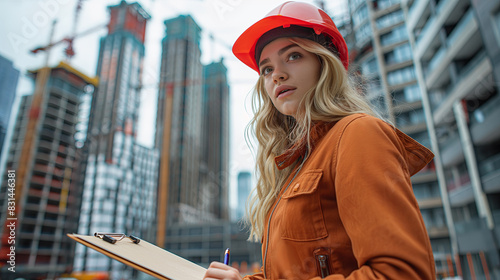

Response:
(245, 37), (378, 241)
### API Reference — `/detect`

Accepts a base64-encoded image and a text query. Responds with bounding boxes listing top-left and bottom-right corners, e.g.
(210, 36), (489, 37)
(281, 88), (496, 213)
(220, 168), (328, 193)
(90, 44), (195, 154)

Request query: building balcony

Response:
(412, 168), (437, 184)
(373, 0), (401, 19)
(432, 52), (491, 125)
(413, 2), (440, 57)
(37, 141), (53, 151)
(45, 204), (61, 213)
(40, 129), (55, 142)
(427, 47), (446, 75)
(425, 10), (479, 91)
(448, 175), (473, 207)
(43, 118), (58, 129)
(447, 153), (500, 208)
(440, 93), (500, 168)
(45, 107), (59, 119)
(447, 173), (470, 192)
(384, 58), (414, 73)
(478, 153), (500, 194)
(407, 0), (431, 31)
(372, 0), (400, 12)
(425, 9), (476, 80)
(455, 216), (496, 253)
(414, 0), (469, 60)
(31, 174), (47, 185)
(399, 121), (427, 134)
(446, 8), (475, 47)
(35, 153), (51, 164)
(418, 197), (442, 209)
(393, 100), (423, 114)
(470, 93), (500, 145)
(439, 132), (463, 167)
(427, 226), (449, 238)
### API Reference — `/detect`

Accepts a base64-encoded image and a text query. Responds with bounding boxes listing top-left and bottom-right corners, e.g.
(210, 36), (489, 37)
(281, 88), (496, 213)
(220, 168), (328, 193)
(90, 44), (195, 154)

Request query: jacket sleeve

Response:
(326, 116), (436, 280)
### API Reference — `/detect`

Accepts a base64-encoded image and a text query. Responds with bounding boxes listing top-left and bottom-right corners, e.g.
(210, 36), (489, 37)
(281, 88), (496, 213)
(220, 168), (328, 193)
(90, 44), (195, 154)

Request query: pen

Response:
(224, 248), (230, 265)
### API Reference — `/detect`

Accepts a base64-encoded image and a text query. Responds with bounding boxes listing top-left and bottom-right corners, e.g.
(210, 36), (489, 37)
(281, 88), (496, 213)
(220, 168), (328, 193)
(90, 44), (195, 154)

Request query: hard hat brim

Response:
(232, 15), (348, 73)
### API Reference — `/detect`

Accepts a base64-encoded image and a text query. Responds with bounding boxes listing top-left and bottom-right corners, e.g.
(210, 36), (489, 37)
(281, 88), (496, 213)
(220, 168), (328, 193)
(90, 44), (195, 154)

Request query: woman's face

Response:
(259, 37), (321, 117)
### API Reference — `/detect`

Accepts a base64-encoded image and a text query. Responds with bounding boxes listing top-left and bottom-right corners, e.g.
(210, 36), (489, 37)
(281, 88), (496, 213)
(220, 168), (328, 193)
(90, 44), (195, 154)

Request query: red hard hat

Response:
(232, 1), (349, 73)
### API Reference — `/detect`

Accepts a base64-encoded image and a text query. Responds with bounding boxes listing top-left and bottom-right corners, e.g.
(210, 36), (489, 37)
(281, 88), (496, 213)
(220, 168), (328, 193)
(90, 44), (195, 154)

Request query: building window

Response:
(387, 66), (416, 85)
(380, 25), (408, 46)
(384, 43), (412, 65)
(376, 9), (404, 30)
(355, 23), (373, 46)
(361, 55), (379, 75)
(350, 0), (366, 12)
(373, 0), (400, 10)
(353, 4), (369, 27)
(404, 83), (422, 102)
(396, 108), (425, 127)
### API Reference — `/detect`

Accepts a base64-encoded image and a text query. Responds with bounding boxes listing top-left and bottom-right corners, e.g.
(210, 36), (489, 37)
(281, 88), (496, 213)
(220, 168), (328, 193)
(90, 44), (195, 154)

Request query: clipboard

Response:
(67, 233), (207, 280)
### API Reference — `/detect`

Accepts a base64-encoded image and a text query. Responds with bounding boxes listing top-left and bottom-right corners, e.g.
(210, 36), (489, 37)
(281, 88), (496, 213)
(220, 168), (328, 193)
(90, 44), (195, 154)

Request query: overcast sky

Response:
(0, 0), (348, 208)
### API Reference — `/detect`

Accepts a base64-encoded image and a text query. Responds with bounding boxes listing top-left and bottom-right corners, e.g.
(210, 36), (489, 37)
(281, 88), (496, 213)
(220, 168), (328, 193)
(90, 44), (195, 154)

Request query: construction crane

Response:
(15, 0), (105, 209)
(31, 1), (107, 61)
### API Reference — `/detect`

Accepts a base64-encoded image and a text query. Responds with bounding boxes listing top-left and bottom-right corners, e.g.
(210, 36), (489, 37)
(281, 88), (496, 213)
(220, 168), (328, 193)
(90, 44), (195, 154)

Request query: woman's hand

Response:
(203, 261), (243, 280)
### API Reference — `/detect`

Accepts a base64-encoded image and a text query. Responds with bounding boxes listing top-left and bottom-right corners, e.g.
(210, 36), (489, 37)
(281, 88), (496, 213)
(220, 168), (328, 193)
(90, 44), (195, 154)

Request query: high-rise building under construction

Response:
(73, 2), (158, 279)
(155, 15), (230, 248)
(0, 61), (97, 280)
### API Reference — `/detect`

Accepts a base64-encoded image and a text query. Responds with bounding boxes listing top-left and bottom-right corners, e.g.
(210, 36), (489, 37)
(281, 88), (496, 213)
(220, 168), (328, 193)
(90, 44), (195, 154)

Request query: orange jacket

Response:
(245, 114), (436, 280)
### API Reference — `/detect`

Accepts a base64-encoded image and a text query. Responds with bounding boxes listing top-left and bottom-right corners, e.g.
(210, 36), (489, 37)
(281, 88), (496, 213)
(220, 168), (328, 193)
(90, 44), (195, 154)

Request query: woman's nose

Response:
(272, 65), (288, 84)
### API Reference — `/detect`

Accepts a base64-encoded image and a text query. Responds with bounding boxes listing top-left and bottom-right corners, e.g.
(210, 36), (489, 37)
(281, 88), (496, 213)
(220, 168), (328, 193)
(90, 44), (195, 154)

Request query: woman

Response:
(204, 2), (436, 279)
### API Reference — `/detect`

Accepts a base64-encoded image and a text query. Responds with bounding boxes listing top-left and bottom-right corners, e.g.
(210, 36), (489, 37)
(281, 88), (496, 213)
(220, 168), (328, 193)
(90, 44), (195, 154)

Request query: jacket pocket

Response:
(280, 170), (328, 241)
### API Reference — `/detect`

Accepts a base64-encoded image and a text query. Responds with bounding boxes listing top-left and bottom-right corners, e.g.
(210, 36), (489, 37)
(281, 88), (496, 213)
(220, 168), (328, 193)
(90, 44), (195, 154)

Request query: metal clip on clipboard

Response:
(94, 232), (141, 244)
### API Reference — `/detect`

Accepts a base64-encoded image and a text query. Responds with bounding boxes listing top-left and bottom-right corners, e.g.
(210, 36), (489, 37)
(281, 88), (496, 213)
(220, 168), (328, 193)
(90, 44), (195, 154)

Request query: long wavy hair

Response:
(245, 37), (379, 241)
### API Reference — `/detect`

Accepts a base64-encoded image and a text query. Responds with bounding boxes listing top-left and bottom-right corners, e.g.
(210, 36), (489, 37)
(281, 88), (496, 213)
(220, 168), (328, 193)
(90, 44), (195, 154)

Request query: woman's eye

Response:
(289, 52), (302, 61)
(262, 67), (273, 75)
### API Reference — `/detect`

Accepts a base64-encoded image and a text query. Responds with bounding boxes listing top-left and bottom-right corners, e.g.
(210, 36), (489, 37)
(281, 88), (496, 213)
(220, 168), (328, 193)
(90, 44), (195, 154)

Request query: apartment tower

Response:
(406, 0), (500, 278)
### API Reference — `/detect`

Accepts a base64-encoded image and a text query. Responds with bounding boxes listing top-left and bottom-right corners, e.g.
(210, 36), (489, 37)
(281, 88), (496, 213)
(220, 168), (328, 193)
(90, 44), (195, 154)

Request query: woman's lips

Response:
(275, 85), (296, 98)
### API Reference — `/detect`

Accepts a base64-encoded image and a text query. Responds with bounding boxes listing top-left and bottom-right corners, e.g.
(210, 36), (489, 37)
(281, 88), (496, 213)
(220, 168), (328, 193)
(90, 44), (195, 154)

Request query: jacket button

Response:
(293, 184), (300, 192)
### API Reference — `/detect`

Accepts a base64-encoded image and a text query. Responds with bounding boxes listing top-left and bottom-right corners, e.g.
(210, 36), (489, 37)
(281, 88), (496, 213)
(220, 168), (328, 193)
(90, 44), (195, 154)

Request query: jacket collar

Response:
(274, 121), (336, 170)
(274, 114), (434, 175)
